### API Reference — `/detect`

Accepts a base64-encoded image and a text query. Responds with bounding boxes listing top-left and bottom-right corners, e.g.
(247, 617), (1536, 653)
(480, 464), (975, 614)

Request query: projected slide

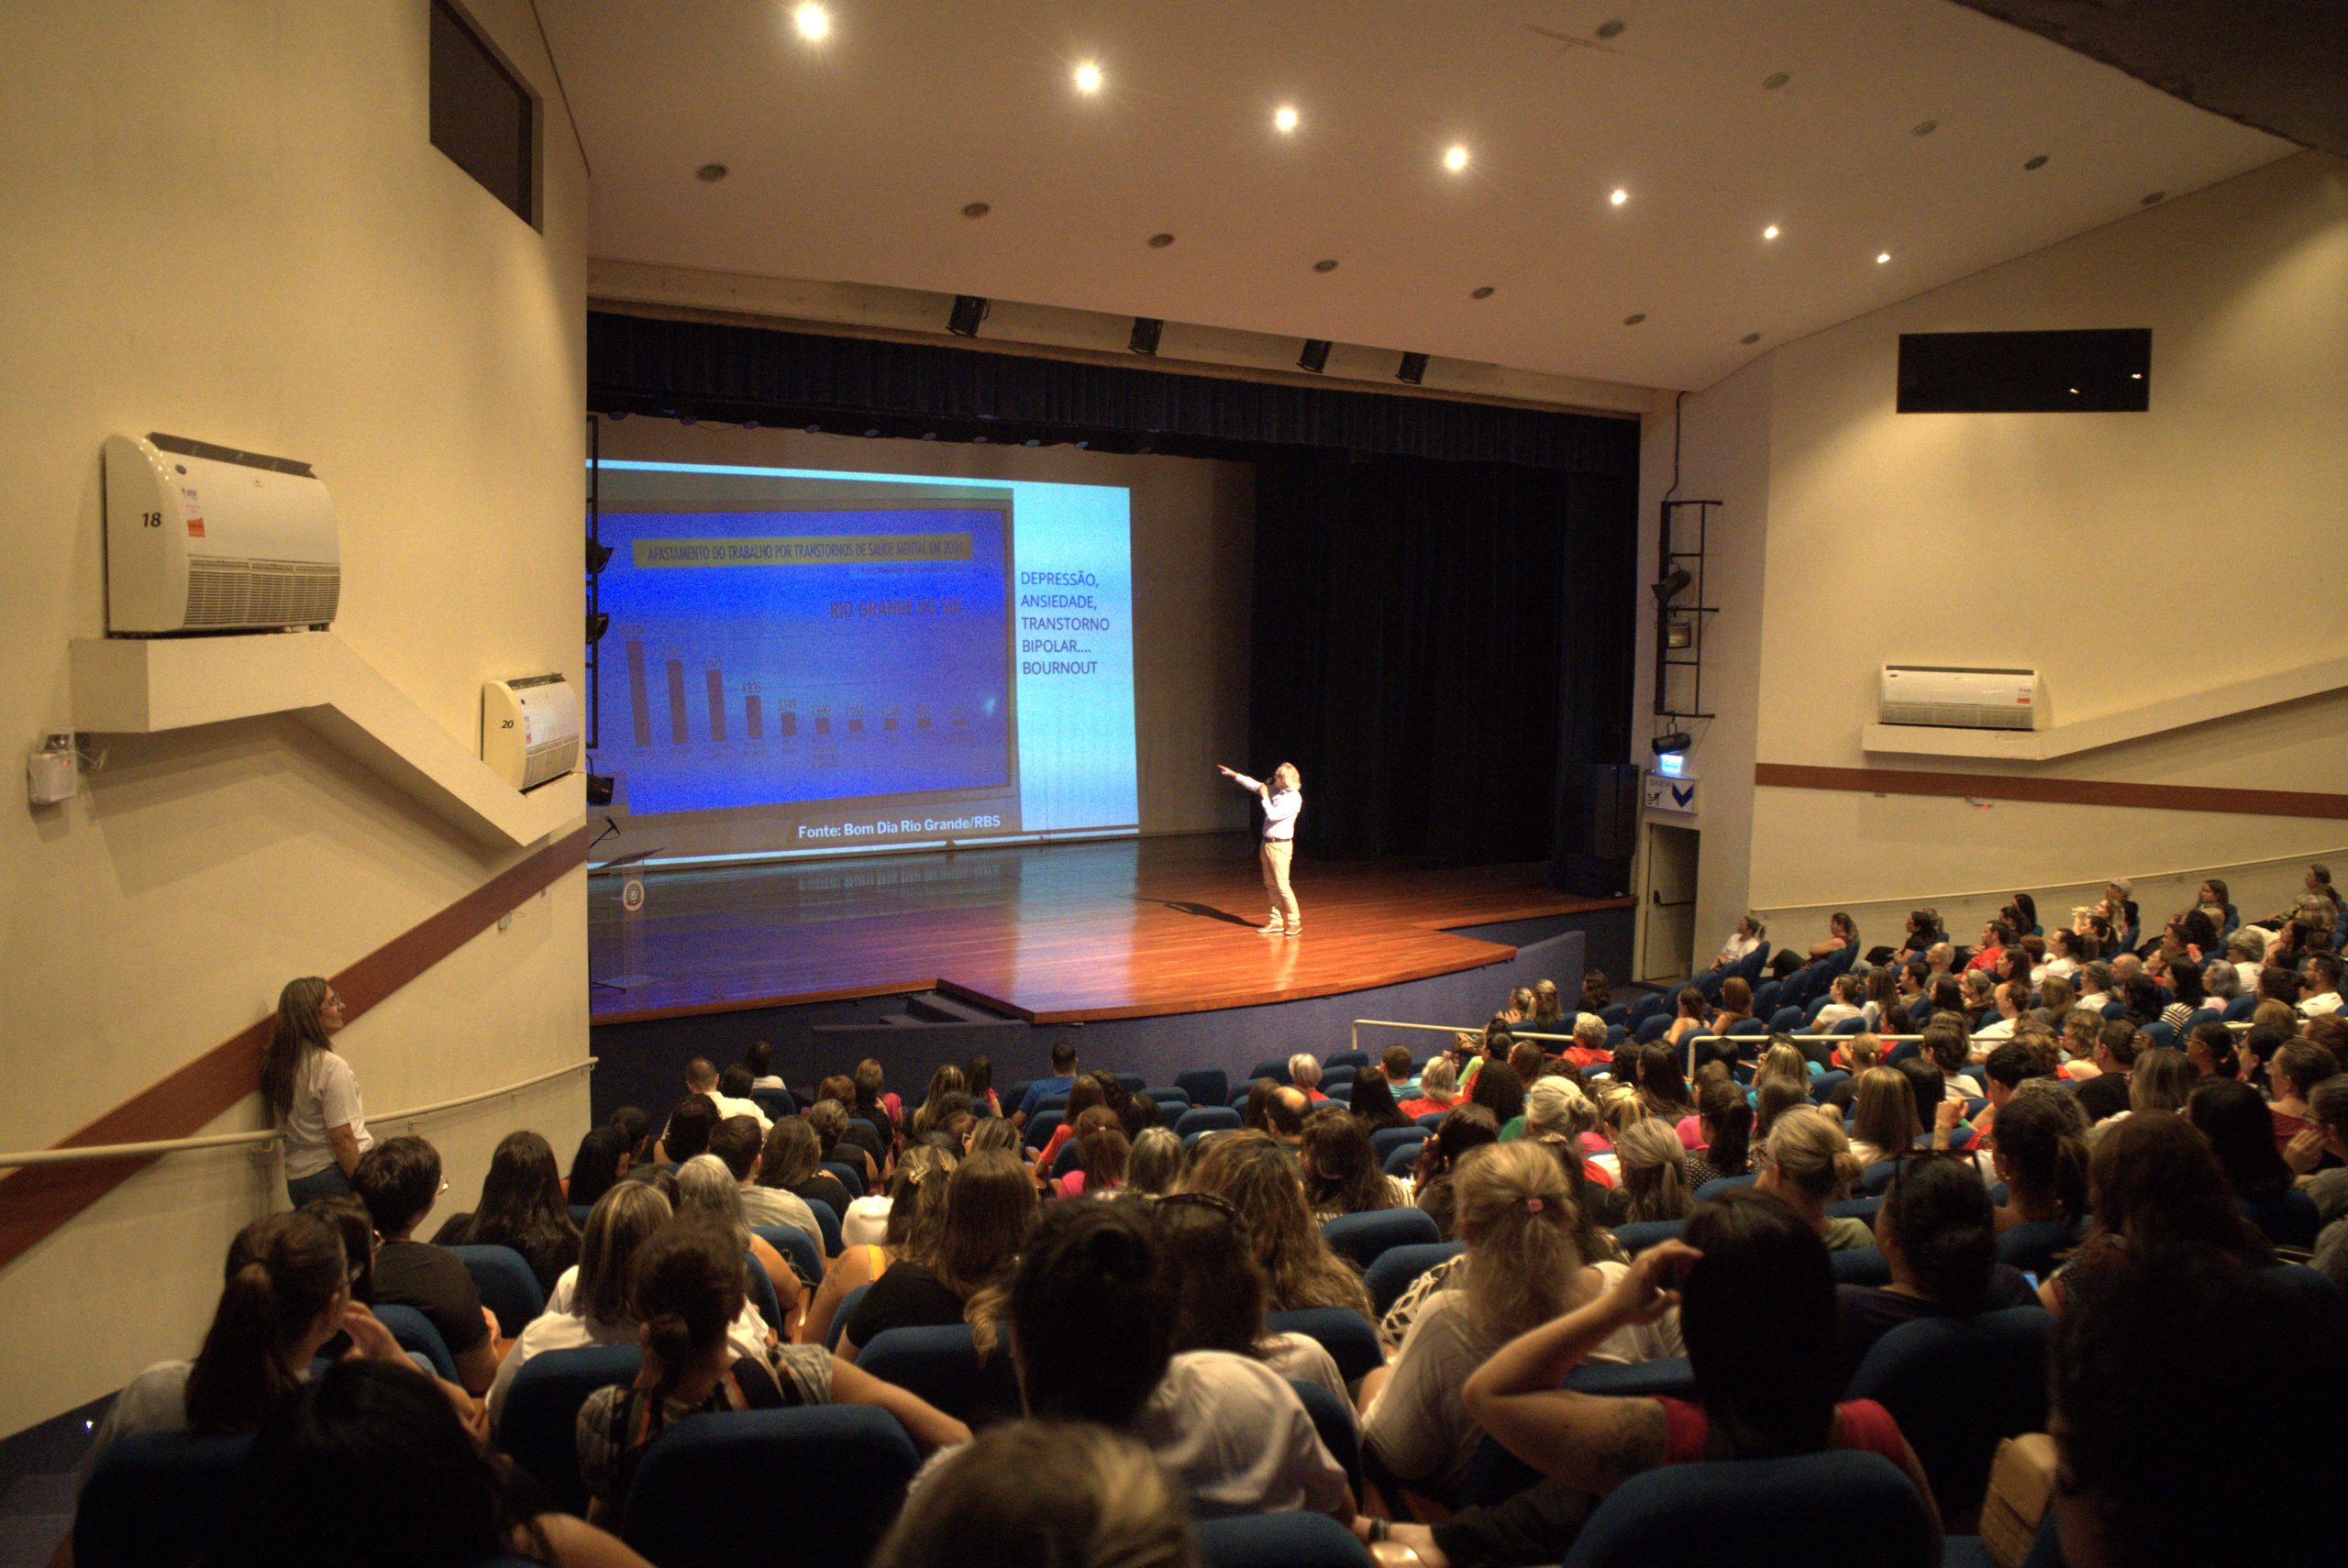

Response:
(594, 461), (1137, 857)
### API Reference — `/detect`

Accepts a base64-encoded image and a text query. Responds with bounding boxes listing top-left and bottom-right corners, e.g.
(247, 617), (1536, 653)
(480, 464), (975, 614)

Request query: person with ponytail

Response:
(1681, 1077), (1755, 1188)
(1755, 1107), (1873, 1249)
(1361, 1143), (1678, 1507)
(576, 1218), (969, 1522)
(843, 1148), (1034, 1360)
(1612, 1118), (1693, 1224)
(1833, 1154), (2037, 1382)
(1988, 1083), (2091, 1236)
(260, 976), (371, 1206)
(84, 1211), (409, 1472)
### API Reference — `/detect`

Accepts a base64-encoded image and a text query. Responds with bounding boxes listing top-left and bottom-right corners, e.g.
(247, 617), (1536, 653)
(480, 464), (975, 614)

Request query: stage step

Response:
(900, 990), (1012, 1025)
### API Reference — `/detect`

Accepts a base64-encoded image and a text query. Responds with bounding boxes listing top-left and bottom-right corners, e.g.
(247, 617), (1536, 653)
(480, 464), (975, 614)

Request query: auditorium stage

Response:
(590, 834), (1629, 1025)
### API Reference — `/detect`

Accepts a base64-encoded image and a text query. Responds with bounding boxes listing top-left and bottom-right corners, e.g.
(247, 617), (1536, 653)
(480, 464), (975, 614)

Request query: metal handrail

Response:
(0, 1057), (597, 1171)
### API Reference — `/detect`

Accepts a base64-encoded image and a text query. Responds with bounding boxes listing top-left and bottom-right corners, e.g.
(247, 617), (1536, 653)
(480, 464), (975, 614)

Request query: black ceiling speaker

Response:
(585, 611), (609, 645)
(947, 295), (991, 337)
(1298, 338), (1333, 373)
(1395, 351), (1429, 385)
(1128, 316), (1164, 356)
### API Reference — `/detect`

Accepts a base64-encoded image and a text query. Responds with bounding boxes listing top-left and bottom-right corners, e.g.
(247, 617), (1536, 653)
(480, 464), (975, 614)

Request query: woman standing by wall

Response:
(261, 977), (370, 1207)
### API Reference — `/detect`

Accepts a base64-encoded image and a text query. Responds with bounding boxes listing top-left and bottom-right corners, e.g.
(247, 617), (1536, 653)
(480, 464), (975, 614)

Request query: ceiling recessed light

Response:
(1610, 187), (1629, 206)
(2131, 371), (2143, 379)
(1443, 144), (1470, 173)
(1741, 332), (1763, 345)
(2067, 387), (2079, 395)
(1147, 232), (1175, 248)
(961, 201), (991, 218)
(1471, 285), (1495, 299)
(1595, 18), (1626, 39)
(1623, 313), (1646, 326)
(1312, 258), (1339, 273)
(2024, 153), (2050, 171)
(1073, 61), (1103, 94)
(1763, 71), (1790, 90)
(696, 163), (728, 182)
(1273, 105), (1300, 134)
(1911, 119), (1938, 138)
(1877, 251), (1891, 264)
(2141, 190), (2166, 204)
(792, 3), (829, 42)
(1762, 224), (1780, 240)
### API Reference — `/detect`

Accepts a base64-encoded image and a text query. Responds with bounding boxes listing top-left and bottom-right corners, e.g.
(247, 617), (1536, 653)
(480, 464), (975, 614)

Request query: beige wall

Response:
(1644, 151), (2348, 971)
(595, 417), (1257, 840)
(0, 0), (591, 1431)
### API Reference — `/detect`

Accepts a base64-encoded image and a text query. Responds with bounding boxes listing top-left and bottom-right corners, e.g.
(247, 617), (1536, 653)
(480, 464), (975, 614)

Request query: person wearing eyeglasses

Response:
(260, 976), (370, 1207)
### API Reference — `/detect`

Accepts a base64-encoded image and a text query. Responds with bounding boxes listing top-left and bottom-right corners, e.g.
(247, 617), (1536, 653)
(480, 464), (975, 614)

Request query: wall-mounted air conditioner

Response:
(1878, 666), (2043, 731)
(482, 675), (581, 791)
(103, 434), (340, 635)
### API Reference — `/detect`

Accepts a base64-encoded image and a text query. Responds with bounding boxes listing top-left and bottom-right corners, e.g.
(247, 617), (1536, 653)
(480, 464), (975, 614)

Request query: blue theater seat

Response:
(448, 1244), (544, 1337)
(1561, 1451), (1935, 1568)
(496, 1343), (640, 1514)
(1320, 1207), (1439, 1270)
(621, 1405), (919, 1568)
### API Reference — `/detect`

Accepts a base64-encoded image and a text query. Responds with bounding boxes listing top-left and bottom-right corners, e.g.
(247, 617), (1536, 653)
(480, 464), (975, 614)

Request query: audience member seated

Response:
(1361, 1143), (1678, 1510)
(1157, 1191), (1347, 1402)
(1832, 1153), (2035, 1383)
(2188, 1078), (2306, 1240)
(2073, 1022), (2138, 1121)
(1987, 1083), (2090, 1234)
(1412, 1105), (1501, 1239)
(1525, 1077), (1617, 1190)
(2266, 1038), (2338, 1153)
(354, 1136), (501, 1394)
(808, 1095), (881, 1192)
(801, 1144), (954, 1350)
(1032, 1075), (1108, 1172)
(909, 1065), (969, 1141)
(1711, 912), (1766, 970)
(1180, 1131), (1375, 1320)
(675, 1154), (803, 1331)
(1814, 974), (1866, 1032)
(2041, 1111), (2273, 1316)
(1370, 1190), (1938, 1566)
(1662, 987), (1709, 1054)
(1613, 1118), (1692, 1223)
(1058, 1112), (1130, 1198)
(1468, 1060), (1528, 1142)
(1755, 1108), (1871, 1249)
(1679, 1078), (1754, 1189)
(1290, 1053), (1333, 1104)
(852, 1057), (903, 1135)
(1006, 1198), (1353, 1521)
(842, 1148), (1034, 1359)
(670, 1059), (769, 1147)
(2092, 1045), (2195, 1144)
(1301, 1109), (1410, 1220)
(654, 1095), (717, 1167)
(431, 1130), (581, 1299)
(1380, 1043), (1419, 1088)
(2049, 1248), (2347, 1568)
(874, 1421), (1191, 1568)
(1125, 1126), (1185, 1197)
(576, 1218), (967, 1525)
(1349, 1070), (1412, 1133)
(1634, 1045), (1696, 1127)
(565, 1124), (633, 1211)
(1848, 1066), (1922, 1167)
(2302, 953), (2343, 1018)
(1807, 911), (1860, 965)
(1014, 1039), (1081, 1126)
(756, 1115), (851, 1225)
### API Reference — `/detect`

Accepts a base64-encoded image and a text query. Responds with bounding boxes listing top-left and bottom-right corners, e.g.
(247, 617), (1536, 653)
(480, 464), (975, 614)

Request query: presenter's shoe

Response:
(1259, 918), (1288, 936)
(1283, 922), (1302, 937)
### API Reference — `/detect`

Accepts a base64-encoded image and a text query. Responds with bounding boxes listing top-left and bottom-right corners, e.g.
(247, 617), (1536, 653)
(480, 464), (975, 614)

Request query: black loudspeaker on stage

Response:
(1556, 763), (1640, 898)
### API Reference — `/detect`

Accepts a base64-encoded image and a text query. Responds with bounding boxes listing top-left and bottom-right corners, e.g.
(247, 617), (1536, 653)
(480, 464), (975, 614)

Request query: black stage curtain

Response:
(1247, 453), (1637, 867)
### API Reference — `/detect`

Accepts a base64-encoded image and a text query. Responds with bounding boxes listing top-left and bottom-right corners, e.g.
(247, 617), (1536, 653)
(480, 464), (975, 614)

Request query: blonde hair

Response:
(872, 1420), (1193, 1568)
(1752, 1043), (1810, 1099)
(1524, 1076), (1595, 1141)
(1273, 763), (1301, 790)
(1180, 1132), (1369, 1318)
(1599, 1084), (1647, 1139)
(1849, 1066), (1921, 1156)
(1764, 1107), (1864, 1202)
(1613, 1117), (1691, 1222)
(1844, 1032), (1885, 1070)
(1450, 1143), (1588, 1339)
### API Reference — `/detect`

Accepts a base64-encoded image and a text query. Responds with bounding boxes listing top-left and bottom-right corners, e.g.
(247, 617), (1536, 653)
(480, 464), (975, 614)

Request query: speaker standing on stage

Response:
(1218, 762), (1302, 936)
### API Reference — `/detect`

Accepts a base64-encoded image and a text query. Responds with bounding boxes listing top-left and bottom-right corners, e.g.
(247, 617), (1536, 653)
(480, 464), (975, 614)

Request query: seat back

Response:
(1561, 1450), (1936, 1568)
(620, 1405), (919, 1568)
(1368, 1125), (1426, 1161)
(1694, 1173), (1758, 1201)
(2222, 992), (2259, 1021)
(1327, 1050), (1370, 1072)
(1860, 1158), (1901, 1196)
(820, 1159), (867, 1198)
(1600, 1002), (1631, 1028)
(1023, 1110), (1065, 1151)
(1246, 1058), (1293, 1085)
(856, 1324), (1021, 1428)
(1846, 1307), (2055, 1522)
(1767, 1006), (1805, 1032)
(496, 1343), (641, 1514)
(1287, 1378), (1363, 1494)
(1193, 1511), (1372, 1567)
(1174, 1103), (1248, 1141)
(848, 1116), (890, 1152)
(374, 1302), (458, 1381)
(1144, 1086), (1192, 1110)
(752, 1224), (823, 1284)
(1611, 1219), (1687, 1254)
(2243, 1188), (2322, 1250)
(749, 1086), (796, 1121)
(1566, 1356), (1698, 1397)
(742, 1250), (781, 1330)
(1829, 1247), (1893, 1286)
(568, 1203), (593, 1226)
(1833, 1014), (1867, 1035)
(1362, 1240), (1464, 1316)
(1381, 1143), (1423, 1178)
(1728, 1016), (1769, 1037)
(1176, 1067), (1229, 1107)
(804, 1198), (843, 1256)
(73, 1430), (253, 1568)
(1320, 1207), (1440, 1270)
(1113, 1072), (1147, 1092)
(449, 1244), (546, 1337)
(1267, 1307), (1384, 1384)
(1634, 1014), (1671, 1044)
(825, 1282), (872, 1351)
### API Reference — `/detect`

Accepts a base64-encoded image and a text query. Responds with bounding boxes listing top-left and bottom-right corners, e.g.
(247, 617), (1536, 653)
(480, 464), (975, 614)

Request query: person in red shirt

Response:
(1965, 919), (2013, 974)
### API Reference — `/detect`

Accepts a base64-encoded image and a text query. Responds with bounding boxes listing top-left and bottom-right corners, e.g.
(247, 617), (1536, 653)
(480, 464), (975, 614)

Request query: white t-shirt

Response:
(1258, 1331), (1349, 1409)
(1814, 1002), (1864, 1030)
(737, 1183), (822, 1249)
(1130, 1351), (1351, 1518)
(1234, 775), (1301, 842)
(2303, 992), (2342, 1018)
(1719, 932), (1761, 965)
(282, 1049), (371, 1180)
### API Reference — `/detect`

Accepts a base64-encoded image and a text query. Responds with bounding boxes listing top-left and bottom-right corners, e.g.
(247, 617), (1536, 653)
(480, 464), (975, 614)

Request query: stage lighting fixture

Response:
(947, 295), (991, 337)
(1652, 730), (1693, 756)
(1298, 338), (1333, 373)
(585, 612), (609, 646)
(1396, 352), (1429, 385)
(1128, 316), (1164, 356)
(586, 773), (615, 806)
(586, 540), (614, 575)
(1651, 567), (1692, 603)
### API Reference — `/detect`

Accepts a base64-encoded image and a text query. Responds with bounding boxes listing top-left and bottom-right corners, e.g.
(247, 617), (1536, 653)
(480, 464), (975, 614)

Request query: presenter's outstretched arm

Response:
(1216, 764), (1269, 801)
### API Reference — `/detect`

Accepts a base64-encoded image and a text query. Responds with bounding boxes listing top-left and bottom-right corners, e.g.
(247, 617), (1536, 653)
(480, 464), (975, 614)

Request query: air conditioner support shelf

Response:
(70, 632), (584, 848)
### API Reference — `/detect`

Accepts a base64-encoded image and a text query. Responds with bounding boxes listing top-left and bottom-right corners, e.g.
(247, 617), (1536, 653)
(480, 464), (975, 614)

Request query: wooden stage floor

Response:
(590, 834), (1629, 1025)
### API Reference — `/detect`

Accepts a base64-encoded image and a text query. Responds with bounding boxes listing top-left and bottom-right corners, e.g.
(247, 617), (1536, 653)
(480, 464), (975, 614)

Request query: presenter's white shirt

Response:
(1235, 775), (1301, 841)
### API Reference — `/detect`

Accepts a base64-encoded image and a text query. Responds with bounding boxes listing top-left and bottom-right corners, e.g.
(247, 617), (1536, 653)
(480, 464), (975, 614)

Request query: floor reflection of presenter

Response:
(1216, 762), (1302, 937)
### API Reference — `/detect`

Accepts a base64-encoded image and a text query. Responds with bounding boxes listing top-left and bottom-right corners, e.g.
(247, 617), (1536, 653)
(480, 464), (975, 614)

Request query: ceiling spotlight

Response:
(1128, 316), (1164, 356)
(585, 612), (610, 646)
(1396, 351), (1429, 384)
(1762, 224), (1780, 240)
(1298, 339), (1333, 373)
(792, 3), (830, 42)
(586, 540), (614, 575)
(1443, 144), (1470, 173)
(947, 294), (990, 337)
(962, 201), (991, 218)
(1652, 730), (1693, 756)
(695, 163), (728, 182)
(2024, 154), (2050, 171)
(1763, 71), (1790, 90)
(1471, 285), (1495, 299)
(1146, 232), (1175, 248)
(2130, 372), (2143, 380)
(1877, 251), (1891, 264)
(1073, 61), (1103, 94)
(1273, 105), (1300, 134)
(1312, 258), (1339, 273)
(1610, 187), (1629, 206)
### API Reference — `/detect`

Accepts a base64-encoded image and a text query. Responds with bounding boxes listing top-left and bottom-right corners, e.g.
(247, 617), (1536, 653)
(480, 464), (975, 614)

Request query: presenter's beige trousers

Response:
(1260, 839), (1300, 931)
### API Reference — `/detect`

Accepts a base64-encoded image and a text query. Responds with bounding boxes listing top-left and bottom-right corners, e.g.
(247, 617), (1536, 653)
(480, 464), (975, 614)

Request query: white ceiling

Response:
(537, 0), (2295, 392)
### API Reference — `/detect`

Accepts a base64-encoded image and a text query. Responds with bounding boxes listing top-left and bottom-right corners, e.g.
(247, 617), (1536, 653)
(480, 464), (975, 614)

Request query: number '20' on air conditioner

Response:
(1877, 666), (2044, 731)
